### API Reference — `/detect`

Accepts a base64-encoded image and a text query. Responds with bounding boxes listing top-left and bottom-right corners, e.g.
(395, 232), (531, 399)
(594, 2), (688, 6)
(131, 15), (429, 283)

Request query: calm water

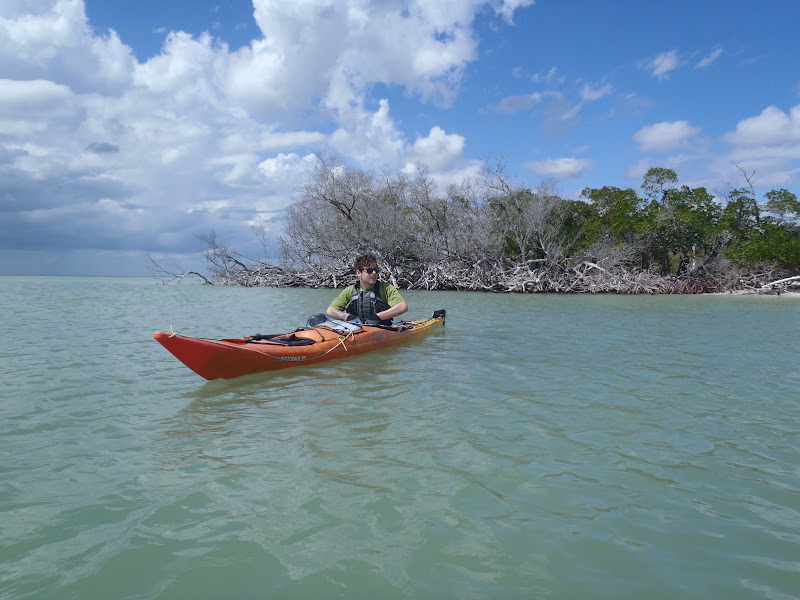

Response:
(1, 276), (798, 599)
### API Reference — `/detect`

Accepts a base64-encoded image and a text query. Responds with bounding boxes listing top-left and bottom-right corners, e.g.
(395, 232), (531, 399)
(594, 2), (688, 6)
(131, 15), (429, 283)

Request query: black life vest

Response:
(346, 282), (391, 323)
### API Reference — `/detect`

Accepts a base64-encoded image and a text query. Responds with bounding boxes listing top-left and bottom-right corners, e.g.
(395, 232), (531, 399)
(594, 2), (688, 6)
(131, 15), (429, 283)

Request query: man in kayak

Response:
(326, 253), (408, 325)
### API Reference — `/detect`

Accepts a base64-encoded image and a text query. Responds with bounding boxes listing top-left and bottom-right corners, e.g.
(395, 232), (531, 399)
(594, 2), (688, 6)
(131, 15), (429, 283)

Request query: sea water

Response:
(1, 276), (798, 599)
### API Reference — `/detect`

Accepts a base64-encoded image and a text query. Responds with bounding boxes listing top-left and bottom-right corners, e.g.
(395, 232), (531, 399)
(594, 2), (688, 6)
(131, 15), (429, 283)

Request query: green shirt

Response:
(329, 281), (405, 312)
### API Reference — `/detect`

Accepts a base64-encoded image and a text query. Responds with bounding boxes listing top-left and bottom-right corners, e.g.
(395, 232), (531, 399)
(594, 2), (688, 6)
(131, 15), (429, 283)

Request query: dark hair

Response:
(354, 253), (378, 272)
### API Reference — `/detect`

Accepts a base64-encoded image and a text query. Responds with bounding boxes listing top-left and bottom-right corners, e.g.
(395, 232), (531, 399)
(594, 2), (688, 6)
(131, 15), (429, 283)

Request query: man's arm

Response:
(377, 301), (408, 321)
(326, 287), (353, 320)
(326, 306), (351, 320)
(378, 283), (408, 321)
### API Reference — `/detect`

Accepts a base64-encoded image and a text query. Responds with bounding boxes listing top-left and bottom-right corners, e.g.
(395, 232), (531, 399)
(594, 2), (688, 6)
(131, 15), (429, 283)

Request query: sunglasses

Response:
(361, 267), (380, 274)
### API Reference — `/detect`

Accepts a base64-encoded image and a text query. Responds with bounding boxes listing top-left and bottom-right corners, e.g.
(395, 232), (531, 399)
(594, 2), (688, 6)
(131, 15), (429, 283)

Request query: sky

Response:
(1, 0), (799, 276)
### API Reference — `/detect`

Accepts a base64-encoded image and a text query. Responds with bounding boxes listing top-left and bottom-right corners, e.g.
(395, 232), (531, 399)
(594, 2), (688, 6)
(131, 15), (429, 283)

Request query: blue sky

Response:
(2, 0), (799, 275)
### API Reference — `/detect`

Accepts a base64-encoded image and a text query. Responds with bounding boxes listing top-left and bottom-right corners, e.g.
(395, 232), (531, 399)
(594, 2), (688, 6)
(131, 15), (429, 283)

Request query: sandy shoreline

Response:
(705, 288), (800, 297)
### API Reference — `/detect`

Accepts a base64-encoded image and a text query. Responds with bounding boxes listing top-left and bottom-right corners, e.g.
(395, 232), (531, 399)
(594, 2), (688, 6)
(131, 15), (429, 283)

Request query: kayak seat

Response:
(266, 334), (316, 346)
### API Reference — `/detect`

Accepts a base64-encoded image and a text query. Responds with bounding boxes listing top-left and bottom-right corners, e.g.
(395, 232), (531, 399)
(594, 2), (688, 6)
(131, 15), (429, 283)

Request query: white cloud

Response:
(0, 0), (535, 274)
(642, 50), (680, 80)
(529, 66), (564, 85)
(0, 0), (135, 92)
(634, 120), (701, 152)
(624, 158), (652, 181)
(493, 0), (536, 24)
(723, 105), (800, 146)
(716, 104), (800, 187)
(406, 126), (466, 172)
(329, 99), (405, 165)
(249, 0), (497, 111)
(695, 47), (723, 70)
(523, 158), (593, 178)
(401, 126), (482, 185)
(0, 78), (76, 119)
(258, 152), (316, 178)
(709, 153), (800, 188)
(624, 155), (693, 181)
(580, 82), (613, 102)
(493, 80), (610, 124)
(494, 91), (558, 114)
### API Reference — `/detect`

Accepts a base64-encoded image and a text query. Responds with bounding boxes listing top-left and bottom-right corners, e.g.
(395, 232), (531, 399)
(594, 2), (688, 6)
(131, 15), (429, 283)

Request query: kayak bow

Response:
(153, 310), (445, 380)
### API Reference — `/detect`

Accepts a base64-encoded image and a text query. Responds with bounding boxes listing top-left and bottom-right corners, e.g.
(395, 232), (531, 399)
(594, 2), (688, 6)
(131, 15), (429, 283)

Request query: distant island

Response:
(151, 155), (800, 295)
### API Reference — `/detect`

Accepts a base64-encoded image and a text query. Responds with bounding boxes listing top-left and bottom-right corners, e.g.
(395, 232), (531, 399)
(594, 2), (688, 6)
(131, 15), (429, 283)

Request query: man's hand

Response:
(326, 307), (350, 321)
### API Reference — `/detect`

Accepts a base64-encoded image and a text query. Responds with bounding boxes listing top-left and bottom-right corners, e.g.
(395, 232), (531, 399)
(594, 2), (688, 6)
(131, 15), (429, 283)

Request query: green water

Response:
(1, 276), (798, 599)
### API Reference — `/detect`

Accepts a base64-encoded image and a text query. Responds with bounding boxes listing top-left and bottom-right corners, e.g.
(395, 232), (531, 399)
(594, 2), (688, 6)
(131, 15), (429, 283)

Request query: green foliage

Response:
(579, 186), (643, 243)
(721, 192), (754, 232)
(764, 189), (800, 222)
(559, 199), (599, 255)
(719, 187), (800, 269)
(721, 187), (761, 232)
(641, 185), (722, 274)
(641, 167), (678, 202)
(724, 221), (800, 268)
(282, 155), (799, 278)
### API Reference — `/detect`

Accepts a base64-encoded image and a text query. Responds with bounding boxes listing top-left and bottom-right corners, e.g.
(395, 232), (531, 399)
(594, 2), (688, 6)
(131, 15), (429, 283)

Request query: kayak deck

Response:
(153, 312), (445, 380)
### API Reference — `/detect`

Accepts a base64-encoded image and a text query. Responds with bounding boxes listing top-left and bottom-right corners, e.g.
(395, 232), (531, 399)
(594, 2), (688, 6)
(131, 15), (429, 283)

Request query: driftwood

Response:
(759, 274), (800, 294)
(146, 253), (214, 285)
(186, 259), (794, 295)
(148, 249), (797, 295)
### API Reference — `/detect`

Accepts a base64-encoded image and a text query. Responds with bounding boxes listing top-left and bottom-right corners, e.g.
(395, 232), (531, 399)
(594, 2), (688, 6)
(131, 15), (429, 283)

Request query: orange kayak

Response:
(153, 310), (445, 380)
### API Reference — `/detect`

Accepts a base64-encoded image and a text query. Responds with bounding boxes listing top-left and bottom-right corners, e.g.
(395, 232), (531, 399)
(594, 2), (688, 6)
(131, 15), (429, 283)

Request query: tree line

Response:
(182, 154), (800, 294)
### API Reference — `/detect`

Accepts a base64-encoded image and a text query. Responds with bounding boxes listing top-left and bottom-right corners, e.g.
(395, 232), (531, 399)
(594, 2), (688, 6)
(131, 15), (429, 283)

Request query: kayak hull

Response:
(153, 314), (444, 380)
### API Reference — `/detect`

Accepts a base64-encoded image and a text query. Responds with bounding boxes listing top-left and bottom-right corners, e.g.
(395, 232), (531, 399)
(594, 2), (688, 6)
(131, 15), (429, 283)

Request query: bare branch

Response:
(146, 253), (214, 284)
(734, 163), (760, 223)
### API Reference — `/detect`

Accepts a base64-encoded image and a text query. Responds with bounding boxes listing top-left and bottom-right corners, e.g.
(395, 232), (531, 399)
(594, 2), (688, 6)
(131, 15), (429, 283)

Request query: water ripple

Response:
(1, 280), (799, 599)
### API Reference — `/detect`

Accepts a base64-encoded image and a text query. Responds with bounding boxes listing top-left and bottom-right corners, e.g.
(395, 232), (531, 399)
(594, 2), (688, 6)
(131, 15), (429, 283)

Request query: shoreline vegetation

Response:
(151, 155), (800, 296)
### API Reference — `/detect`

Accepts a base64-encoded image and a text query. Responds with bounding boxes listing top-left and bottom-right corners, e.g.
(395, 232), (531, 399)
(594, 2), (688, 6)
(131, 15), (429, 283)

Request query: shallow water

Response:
(1, 276), (798, 599)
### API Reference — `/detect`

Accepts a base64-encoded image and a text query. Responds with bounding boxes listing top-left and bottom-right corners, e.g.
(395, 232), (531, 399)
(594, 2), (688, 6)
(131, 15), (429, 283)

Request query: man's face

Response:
(357, 262), (379, 289)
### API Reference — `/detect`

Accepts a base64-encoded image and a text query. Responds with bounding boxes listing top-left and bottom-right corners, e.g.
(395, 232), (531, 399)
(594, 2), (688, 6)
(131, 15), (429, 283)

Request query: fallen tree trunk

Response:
(760, 274), (800, 293)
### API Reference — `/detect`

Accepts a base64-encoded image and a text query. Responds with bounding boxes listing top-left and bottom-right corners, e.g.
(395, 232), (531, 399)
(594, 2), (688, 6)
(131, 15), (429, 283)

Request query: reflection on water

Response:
(1, 278), (799, 599)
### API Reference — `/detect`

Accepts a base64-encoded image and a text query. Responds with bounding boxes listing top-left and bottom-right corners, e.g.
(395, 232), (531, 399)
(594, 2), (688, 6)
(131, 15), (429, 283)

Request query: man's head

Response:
(354, 253), (379, 290)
